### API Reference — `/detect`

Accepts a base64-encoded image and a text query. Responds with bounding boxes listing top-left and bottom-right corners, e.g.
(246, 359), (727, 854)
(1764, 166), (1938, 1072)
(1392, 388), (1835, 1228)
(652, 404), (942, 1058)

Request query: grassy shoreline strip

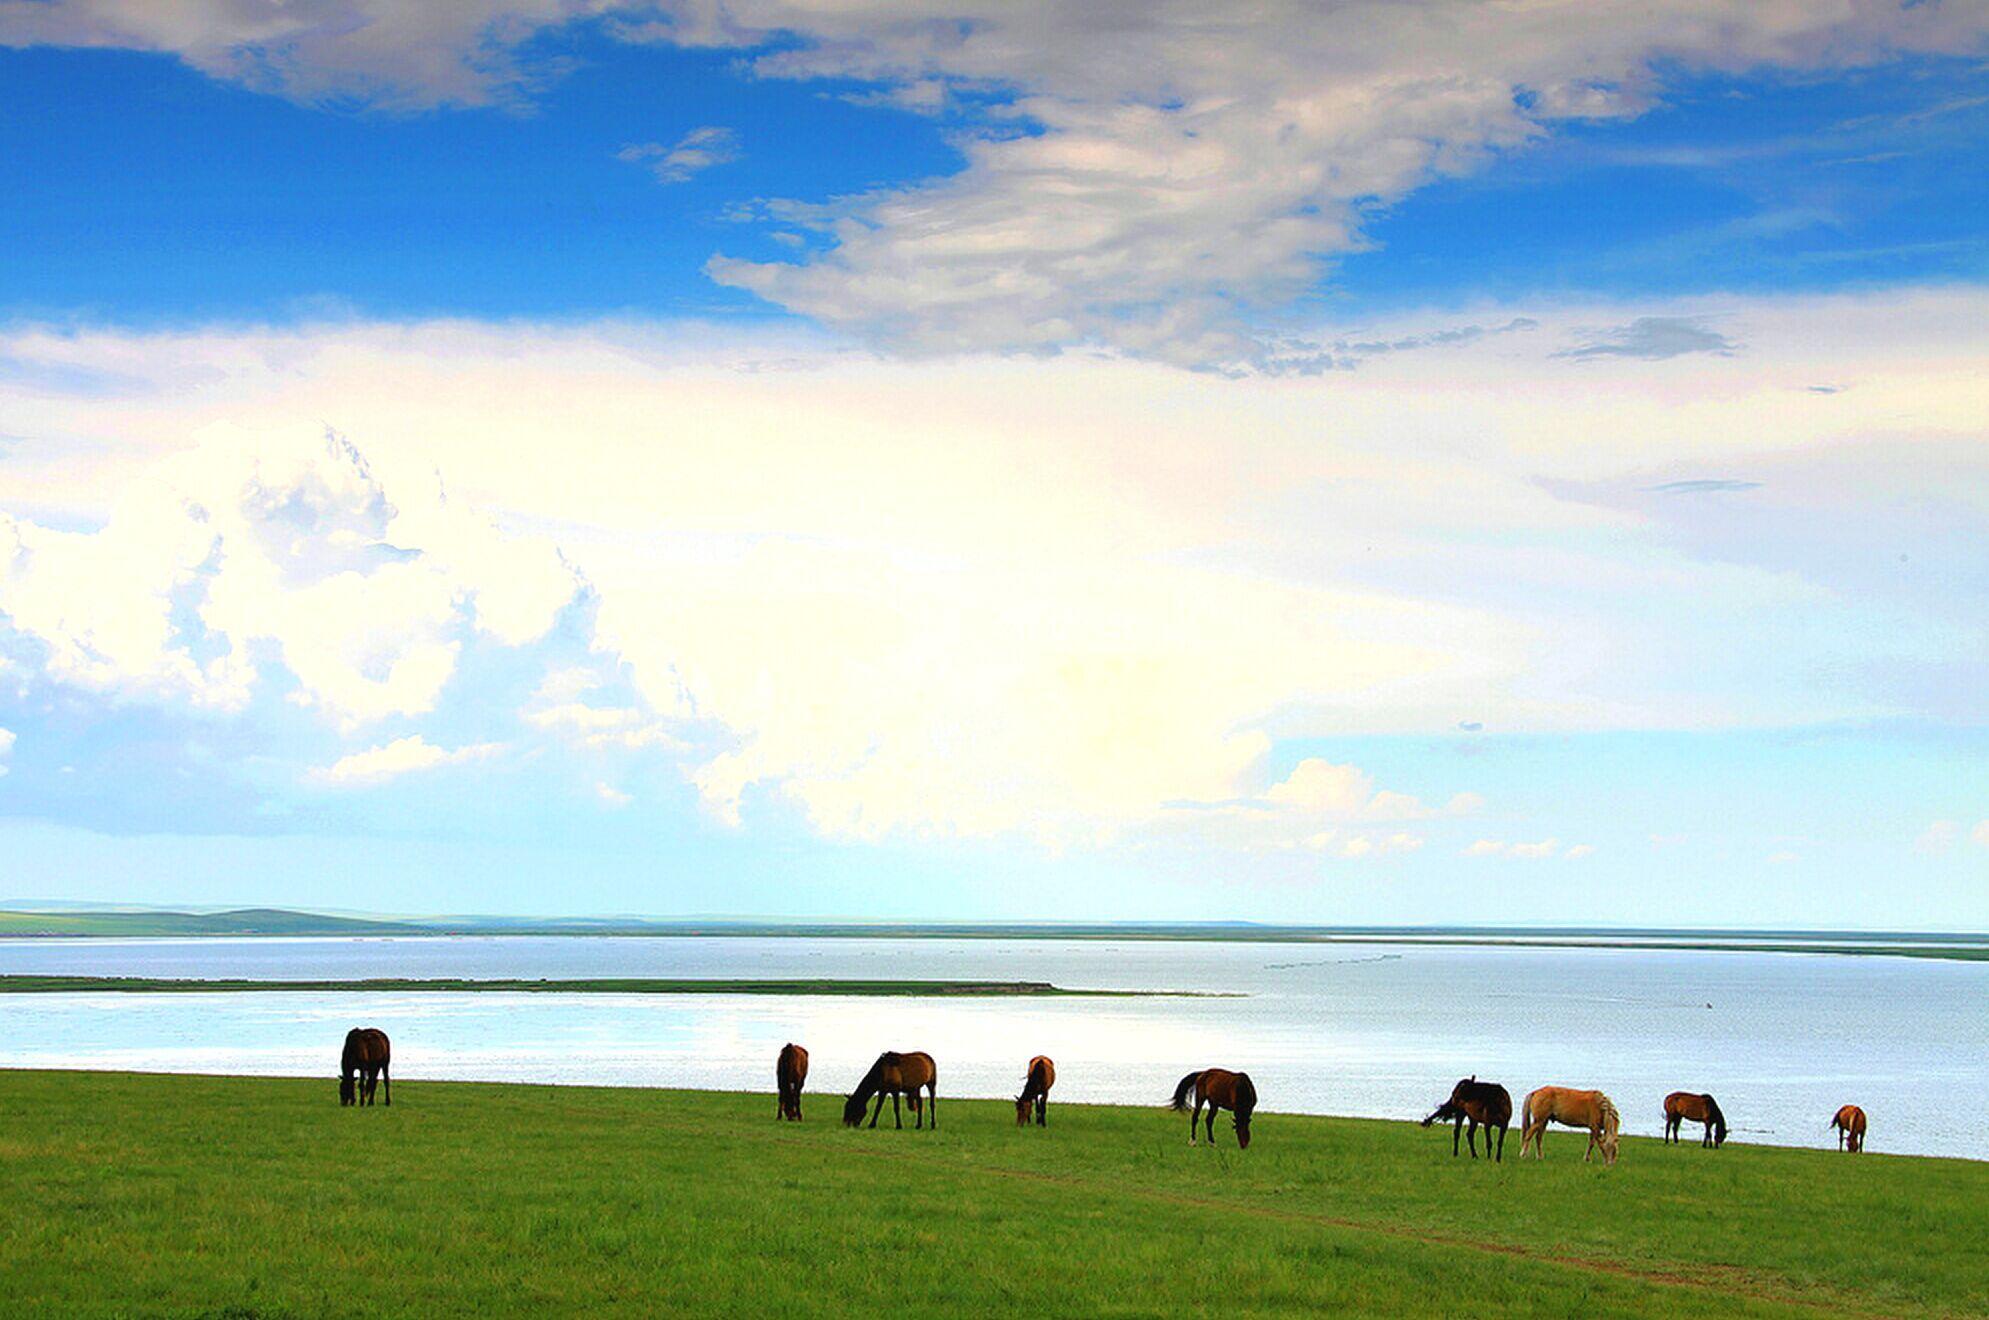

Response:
(0, 975), (1205, 997)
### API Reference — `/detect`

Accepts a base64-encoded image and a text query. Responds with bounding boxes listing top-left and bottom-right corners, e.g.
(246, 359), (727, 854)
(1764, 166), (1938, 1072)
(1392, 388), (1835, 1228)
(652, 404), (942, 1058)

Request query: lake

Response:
(3, 935), (1983, 1159)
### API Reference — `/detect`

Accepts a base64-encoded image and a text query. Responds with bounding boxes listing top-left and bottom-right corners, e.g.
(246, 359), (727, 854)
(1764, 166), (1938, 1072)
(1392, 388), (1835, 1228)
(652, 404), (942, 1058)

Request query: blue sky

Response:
(0, 3), (1985, 925)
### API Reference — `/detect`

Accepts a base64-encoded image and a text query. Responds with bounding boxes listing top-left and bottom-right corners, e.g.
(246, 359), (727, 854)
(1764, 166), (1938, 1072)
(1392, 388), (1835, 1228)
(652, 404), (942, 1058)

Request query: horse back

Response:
(778, 1042), (808, 1086)
(1028, 1055), (1054, 1093)
(343, 1027), (390, 1071)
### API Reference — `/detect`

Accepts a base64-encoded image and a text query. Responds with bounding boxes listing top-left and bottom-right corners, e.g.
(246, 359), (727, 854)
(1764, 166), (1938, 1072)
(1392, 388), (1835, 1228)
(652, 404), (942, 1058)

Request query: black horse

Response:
(339, 1027), (392, 1107)
(1421, 1075), (1511, 1160)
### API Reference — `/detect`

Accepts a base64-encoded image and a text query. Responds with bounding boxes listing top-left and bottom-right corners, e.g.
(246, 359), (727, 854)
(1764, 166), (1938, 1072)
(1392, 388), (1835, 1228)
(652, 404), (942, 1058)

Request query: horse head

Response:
(339, 1075), (356, 1106)
(1014, 1094), (1033, 1126)
(842, 1092), (869, 1127)
(1234, 1113), (1252, 1149)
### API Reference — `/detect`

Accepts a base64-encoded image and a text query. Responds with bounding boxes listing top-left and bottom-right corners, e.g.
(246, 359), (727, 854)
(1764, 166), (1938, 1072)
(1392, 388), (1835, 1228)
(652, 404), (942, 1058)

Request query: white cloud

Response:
(308, 735), (503, 787)
(0, 725), (13, 776)
(595, 781), (633, 808)
(0, 425), (581, 725)
(1465, 837), (1588, 860)
(618, 127), (741, 184)
(1766, 849), (1800, 865)
(0, 291), (1982, 845)
(1974, 821), (1989, 850)
(5, 5), (1986, 364)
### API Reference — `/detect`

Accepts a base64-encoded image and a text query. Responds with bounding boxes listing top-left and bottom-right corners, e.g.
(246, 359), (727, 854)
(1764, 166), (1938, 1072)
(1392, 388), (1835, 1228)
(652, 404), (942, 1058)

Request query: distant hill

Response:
(0, 908), (424, 937)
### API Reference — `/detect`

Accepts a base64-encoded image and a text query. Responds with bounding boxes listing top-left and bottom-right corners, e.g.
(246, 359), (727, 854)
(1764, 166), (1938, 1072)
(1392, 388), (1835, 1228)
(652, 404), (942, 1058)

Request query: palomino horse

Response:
(1421, 1076), (1512, 1161)
(1831, 1104), (1867, 1153)
(1171, 1068), (1257, 1149)
(1663, 1091), (1728, 1148)
(1015, 1056), (1055, 1127)
(843, 1051), (938, 1130)
(775, 1042), (809, 1121)
(339, 1027), (391, 1107)
(1519, 1086), (1618, 1164)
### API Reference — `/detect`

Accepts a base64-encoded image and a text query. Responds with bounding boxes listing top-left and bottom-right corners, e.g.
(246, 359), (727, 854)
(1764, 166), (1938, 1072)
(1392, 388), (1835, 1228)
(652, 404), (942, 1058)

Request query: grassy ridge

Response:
(2, 1071), (1984, 1317)
(0, 975), (1138, 996)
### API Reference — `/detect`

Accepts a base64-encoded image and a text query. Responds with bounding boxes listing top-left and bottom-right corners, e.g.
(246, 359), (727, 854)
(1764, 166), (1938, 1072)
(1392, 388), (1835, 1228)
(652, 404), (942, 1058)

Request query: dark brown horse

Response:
(1663, 1091), (1728, 1147)
(339, 1027), (391, 1107)
(776, 1042), (809, 1121)
(1421, 1075), (1512, 1160)
(1831, 1104), (1867, 1153)
(1015, 1055), (1055, 1127)
(1171, 1068), (1256, 1149)
(843, 1051), (937, 1130)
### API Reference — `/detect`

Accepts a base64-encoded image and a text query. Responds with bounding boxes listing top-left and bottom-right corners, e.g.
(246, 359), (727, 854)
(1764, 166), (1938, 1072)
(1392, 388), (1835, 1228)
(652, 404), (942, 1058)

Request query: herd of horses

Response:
(337, 1026), (1872, 1157)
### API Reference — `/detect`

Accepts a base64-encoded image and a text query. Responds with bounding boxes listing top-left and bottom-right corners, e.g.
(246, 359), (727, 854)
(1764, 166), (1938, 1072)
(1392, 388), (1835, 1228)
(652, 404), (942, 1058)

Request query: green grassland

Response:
(0, 976), (1138, 996)
(3, 1071), (1984, 1317)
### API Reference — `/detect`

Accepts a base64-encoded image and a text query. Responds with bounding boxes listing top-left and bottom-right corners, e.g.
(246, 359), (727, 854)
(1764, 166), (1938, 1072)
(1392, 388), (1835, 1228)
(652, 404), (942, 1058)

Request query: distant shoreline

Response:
(4, 907), (1988, 962)
(0, 975), (1195, 997)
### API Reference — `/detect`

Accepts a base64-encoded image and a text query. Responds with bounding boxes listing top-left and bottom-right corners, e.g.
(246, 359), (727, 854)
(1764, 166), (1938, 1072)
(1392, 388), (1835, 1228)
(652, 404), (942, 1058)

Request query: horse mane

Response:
(1233, 1072), (1257, 1119)
(1598, 1094), (1620, 1136)
(1703, 1093), (1727, 1135)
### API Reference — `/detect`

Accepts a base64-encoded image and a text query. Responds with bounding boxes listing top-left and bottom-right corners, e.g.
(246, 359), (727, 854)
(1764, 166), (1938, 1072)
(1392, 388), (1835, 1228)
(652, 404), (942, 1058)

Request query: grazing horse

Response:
(1171, 1068), (1257, 1149)
(1519, 1086), (1618, 1165)
(1663, 1091), (1728, 1148)
(775, 1042), (809, 1121)
(1421, 1075), (1513, 1161)
(339, 1027), (391, 1107)
(843, 1051), (938, 1130)
(1831, 1104), (1868, 1153)
(1015, 1055), (1055, 1127)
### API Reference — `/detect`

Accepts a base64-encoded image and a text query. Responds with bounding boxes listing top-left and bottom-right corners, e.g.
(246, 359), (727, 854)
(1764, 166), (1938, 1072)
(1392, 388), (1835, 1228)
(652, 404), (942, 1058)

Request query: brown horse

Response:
(1015, 1055), (1055, 1127)
(843, 1051), (938, 1129)
(1519, 1086), (1618, 1164)
(1831, 1104), (1867, 1153)
(775, 1042), (809, 1121)
(339, 1027), (391, 1107)
(1171, 1068), (1257, 1149)
(1421, 1075), (1512, 1161)
(1663, 1091), (1728, 1148)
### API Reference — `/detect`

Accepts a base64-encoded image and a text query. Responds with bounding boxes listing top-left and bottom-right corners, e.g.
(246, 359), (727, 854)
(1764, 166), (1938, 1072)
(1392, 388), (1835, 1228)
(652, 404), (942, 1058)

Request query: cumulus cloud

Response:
(1148, 759), (1476, 855)
(7, 3), (1987, 365)
(1, 289), (1984, 846)
(0, 426), (582, 725)
(595, 781), (633, 807)
(0, 725), (13, 776)
(1974, 821), (1989, 850)
(618, 127), (741, 184)
(308, 735), (503, 786)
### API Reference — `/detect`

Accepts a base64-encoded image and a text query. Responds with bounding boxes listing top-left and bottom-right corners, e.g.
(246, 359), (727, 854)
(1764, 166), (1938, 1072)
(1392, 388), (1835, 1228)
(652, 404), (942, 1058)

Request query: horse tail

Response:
(1171, 1070), (1202, 1112)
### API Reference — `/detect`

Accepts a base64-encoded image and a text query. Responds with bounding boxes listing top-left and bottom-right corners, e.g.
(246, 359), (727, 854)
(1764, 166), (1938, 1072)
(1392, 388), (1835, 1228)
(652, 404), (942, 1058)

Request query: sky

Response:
(0, 1), (1985, 926)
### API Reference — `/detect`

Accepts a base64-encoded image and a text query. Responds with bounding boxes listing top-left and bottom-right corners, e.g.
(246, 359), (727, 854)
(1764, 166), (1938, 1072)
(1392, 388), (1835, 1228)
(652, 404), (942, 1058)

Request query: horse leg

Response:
(381, 1063), (390, 1107)
(893, 1092), (904, 1130)
(1467, 1119), (1479, 1159)
(868, 1093), (883, 1129)
(1189, 1097), (1201, 1146)
(1495, 1122), (1506, 1163)
(1037, 1096), (1046, 1127)
(928, 1085), (937, 1129)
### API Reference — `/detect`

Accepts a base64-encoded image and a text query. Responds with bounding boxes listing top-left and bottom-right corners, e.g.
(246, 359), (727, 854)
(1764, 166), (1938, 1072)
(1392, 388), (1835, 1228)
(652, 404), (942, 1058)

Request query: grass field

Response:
(3, 1071), (1984, 1317)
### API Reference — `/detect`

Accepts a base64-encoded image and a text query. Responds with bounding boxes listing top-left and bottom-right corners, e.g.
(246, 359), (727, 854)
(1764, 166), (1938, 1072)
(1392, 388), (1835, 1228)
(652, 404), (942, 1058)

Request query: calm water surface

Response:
(3, 935), (1983, 1159)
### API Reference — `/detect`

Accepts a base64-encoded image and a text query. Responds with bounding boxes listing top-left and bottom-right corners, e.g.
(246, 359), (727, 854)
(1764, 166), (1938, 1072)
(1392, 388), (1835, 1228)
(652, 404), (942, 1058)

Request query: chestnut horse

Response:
(1171, 1068), (1257, 1149)
(1831, 1104), (1867, 1153)
(1015, 1055), (1055, 1127)
(843, 1051), (938, 1130)
(1663, 1091), (1728, 1148)
(775, 1042), (809, 1121)
(1422, 1075), (1512, 1161)
(1519, 1086), (1618, 1164)
(339, 1027), (391, 1107)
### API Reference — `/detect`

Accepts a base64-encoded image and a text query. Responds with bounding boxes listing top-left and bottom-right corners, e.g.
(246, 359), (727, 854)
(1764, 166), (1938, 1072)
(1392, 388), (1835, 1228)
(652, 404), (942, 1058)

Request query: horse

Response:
(1831, 1104), (1867, 1153)
(775, 1042), (809, 1121)
(842, 1051), (937, 1130)
(1662, 1091), (1728, 1148)
(1015, 1055), (1055, 1127)
(1421, 1075), (1512, 1161)
(1171, 1068), (1257, 1149)
(339, 1027), (391, 1107)
(1519, 1086), (1618, 1164)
